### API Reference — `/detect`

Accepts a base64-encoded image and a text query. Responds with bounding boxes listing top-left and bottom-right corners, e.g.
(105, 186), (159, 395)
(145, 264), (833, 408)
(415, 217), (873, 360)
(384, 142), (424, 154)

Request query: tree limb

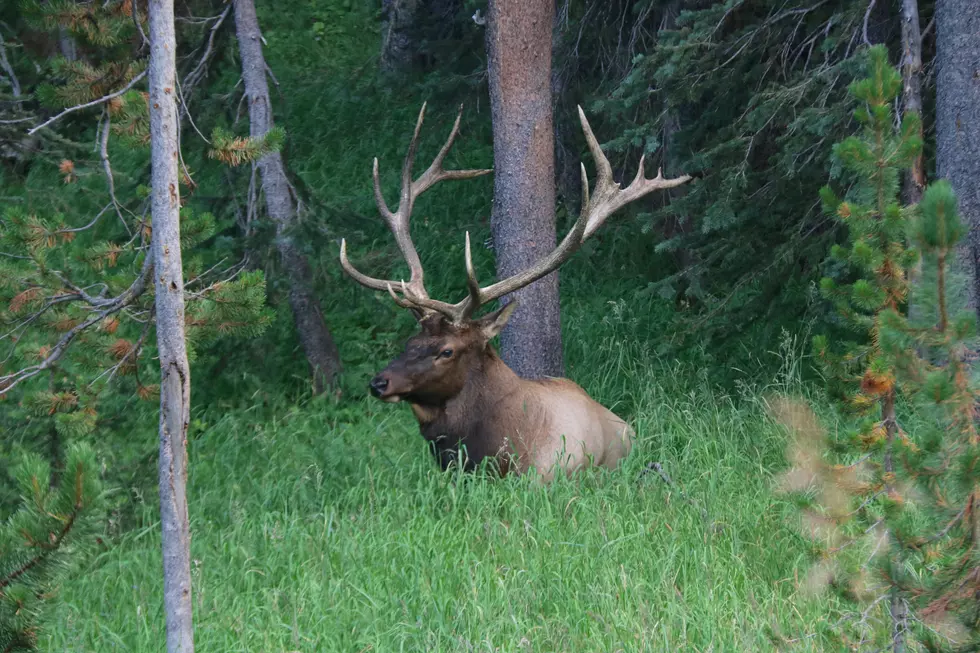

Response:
(0, 29), (21, 97)
(0, 256), (152, 396)
(27, 70), (147, 136)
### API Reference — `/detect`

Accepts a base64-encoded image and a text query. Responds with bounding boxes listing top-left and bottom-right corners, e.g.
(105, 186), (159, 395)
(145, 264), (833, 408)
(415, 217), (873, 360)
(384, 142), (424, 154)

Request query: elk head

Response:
(340, 103), (692, 402)
(366, 304), (516, 405)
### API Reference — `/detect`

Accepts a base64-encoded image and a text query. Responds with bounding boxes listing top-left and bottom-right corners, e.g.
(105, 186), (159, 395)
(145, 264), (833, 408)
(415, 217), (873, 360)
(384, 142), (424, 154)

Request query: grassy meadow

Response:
(38, 330), (855, 652)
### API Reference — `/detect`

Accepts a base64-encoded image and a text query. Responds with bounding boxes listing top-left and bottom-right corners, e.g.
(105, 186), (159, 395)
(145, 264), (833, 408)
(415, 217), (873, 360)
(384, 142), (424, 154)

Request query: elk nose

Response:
(369, 375), (389, 397)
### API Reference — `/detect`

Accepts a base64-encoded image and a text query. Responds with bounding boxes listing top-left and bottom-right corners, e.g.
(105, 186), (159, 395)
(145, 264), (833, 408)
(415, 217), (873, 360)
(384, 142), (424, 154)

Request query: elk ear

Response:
(478, 301), (517, 341)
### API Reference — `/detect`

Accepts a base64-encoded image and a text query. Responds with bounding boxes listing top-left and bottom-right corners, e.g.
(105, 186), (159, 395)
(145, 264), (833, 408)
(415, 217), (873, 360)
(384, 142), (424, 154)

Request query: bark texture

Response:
(485, 0), (562, 379)
(148, 0), (194, 651)
(380, 0), (420, 72)
(900, 0), (925, 206)
(233, 0), (341, 391)
(901, 0), (926, 328)
(936, 0), (980, 317)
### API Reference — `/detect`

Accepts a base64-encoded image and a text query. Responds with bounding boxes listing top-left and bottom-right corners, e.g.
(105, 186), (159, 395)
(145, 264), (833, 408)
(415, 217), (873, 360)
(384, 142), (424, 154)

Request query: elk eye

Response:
(438, 348), (453, 359)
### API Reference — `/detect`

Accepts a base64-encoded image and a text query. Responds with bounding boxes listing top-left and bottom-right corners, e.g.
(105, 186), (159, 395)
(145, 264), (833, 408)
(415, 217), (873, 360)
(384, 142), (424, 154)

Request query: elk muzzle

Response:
(368, 370), (407, 402)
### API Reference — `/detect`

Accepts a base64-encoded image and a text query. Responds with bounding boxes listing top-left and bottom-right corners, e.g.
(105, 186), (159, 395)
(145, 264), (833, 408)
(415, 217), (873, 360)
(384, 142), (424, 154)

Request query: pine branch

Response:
(0, 256), (152, 396)
(27, 70), (147, 136)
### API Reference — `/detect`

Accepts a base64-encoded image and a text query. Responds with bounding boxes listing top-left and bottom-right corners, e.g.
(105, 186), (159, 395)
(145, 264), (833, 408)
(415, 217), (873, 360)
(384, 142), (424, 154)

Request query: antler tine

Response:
(413, 105), (493, 197)
(577, 106), (693, 239)
(461, 231), (484, 320)
(577, 104), (615, 191)
(339, 238), (395, 293)
(341, 103), (494, 322)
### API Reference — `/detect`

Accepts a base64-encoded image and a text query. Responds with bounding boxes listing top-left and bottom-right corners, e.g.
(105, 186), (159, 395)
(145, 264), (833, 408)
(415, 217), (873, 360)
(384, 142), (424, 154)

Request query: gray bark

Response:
(148, 0), (195, 651)
(485, 0), (562, 379)
(900, 0), (925, 206)
(902, 0), (926, 330)
(936, 0), (980, 318)
(233, 0), (342, 392)
(380, 0), (420, 72)
(58, 27), (78, 62)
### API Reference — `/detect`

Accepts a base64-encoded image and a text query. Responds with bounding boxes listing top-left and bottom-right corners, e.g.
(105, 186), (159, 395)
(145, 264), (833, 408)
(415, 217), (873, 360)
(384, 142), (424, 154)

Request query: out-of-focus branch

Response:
(0, 30), (21, 97)
(182, 5), (231, 99)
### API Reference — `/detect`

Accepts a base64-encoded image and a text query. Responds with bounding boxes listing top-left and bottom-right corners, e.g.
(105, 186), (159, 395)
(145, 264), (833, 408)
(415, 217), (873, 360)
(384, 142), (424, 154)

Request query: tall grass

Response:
(40, 330), (847, 652)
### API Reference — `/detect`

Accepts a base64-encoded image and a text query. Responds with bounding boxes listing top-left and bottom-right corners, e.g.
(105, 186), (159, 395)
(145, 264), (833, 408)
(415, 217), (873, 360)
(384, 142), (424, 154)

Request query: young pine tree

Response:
(777, 45), (980, 650)
(1, 0), (276, 476)
(0, 443), (103, 652)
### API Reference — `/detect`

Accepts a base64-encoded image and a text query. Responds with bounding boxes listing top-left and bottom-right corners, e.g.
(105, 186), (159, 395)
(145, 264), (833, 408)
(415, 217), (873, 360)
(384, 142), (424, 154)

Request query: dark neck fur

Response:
(411, 347), (520, 472)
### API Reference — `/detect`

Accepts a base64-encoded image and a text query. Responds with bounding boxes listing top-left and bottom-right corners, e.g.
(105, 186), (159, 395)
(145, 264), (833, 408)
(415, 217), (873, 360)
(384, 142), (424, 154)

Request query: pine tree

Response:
(0, 443), (103, 652)
(777, 45), (980, 650)
(803, 44), (921, 649)
(0, 0), (275, 476)
(885, 179), (980, 648)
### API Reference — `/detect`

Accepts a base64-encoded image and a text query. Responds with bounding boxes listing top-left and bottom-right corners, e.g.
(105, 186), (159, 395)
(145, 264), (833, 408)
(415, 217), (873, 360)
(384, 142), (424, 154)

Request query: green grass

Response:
(39, 333), (849, 652)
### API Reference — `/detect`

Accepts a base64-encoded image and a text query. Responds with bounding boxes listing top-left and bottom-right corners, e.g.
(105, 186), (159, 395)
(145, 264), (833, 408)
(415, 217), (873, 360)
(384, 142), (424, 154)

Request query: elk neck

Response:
(411, 345), (525, 473)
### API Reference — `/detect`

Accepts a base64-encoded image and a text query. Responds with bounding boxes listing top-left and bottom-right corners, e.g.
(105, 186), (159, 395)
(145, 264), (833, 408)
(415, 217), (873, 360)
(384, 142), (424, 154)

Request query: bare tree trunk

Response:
(901, 0), (925, 206)
(233, 0), (342, 392)
(936, 0), (980, 319)
(148, 1), (195, 651)
(901, 0), (927, 328)
(485, 0), (562, 379)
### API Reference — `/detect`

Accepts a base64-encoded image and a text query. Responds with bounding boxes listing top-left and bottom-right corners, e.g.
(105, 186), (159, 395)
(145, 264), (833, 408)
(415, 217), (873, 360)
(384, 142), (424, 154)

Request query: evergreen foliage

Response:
(778, 46), (980, 649)
(0, 443), (103, 652)
(0, 0), (273, 469)
(594, 0), (888, 350)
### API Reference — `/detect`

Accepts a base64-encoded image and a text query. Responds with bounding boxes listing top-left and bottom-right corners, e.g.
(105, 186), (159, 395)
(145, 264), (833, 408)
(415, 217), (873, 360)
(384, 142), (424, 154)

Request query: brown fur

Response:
(369, 307), (634, 482)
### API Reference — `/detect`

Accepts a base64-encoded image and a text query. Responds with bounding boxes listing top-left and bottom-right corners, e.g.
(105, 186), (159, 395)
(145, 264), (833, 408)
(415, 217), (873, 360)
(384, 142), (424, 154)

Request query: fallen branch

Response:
(639, 461), (709, 521)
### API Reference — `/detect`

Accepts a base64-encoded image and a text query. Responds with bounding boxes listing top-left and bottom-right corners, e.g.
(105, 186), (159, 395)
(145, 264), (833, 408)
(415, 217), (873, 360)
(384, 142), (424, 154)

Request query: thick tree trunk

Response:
(485, 0), (562, 379)
(935, 0), (980, 318)
(233, 0), (342, 392)
(380, 0), (420, 72)
(148, 0), (195, 651)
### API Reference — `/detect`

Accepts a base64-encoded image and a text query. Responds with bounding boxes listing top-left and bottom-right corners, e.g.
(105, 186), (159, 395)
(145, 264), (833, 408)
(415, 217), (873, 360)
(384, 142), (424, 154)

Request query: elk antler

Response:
(339, 102), (492, 313)
(341, 105), (693, 324)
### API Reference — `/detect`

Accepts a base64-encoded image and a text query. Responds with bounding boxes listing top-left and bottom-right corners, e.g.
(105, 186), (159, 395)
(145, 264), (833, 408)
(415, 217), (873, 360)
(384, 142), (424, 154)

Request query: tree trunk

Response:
(901, 0), (927, 327)
(380, 0), (420, 72)
(485, 0), (562, 379)
(935, 0), (980, 318)
(900, 0), (925, 206)
(148, 0), (195, 651)
(233, 0), (342, 392)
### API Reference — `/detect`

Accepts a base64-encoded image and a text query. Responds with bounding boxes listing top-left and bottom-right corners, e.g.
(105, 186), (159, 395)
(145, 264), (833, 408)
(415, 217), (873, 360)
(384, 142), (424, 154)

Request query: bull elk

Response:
(340, 104), (691, 482)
